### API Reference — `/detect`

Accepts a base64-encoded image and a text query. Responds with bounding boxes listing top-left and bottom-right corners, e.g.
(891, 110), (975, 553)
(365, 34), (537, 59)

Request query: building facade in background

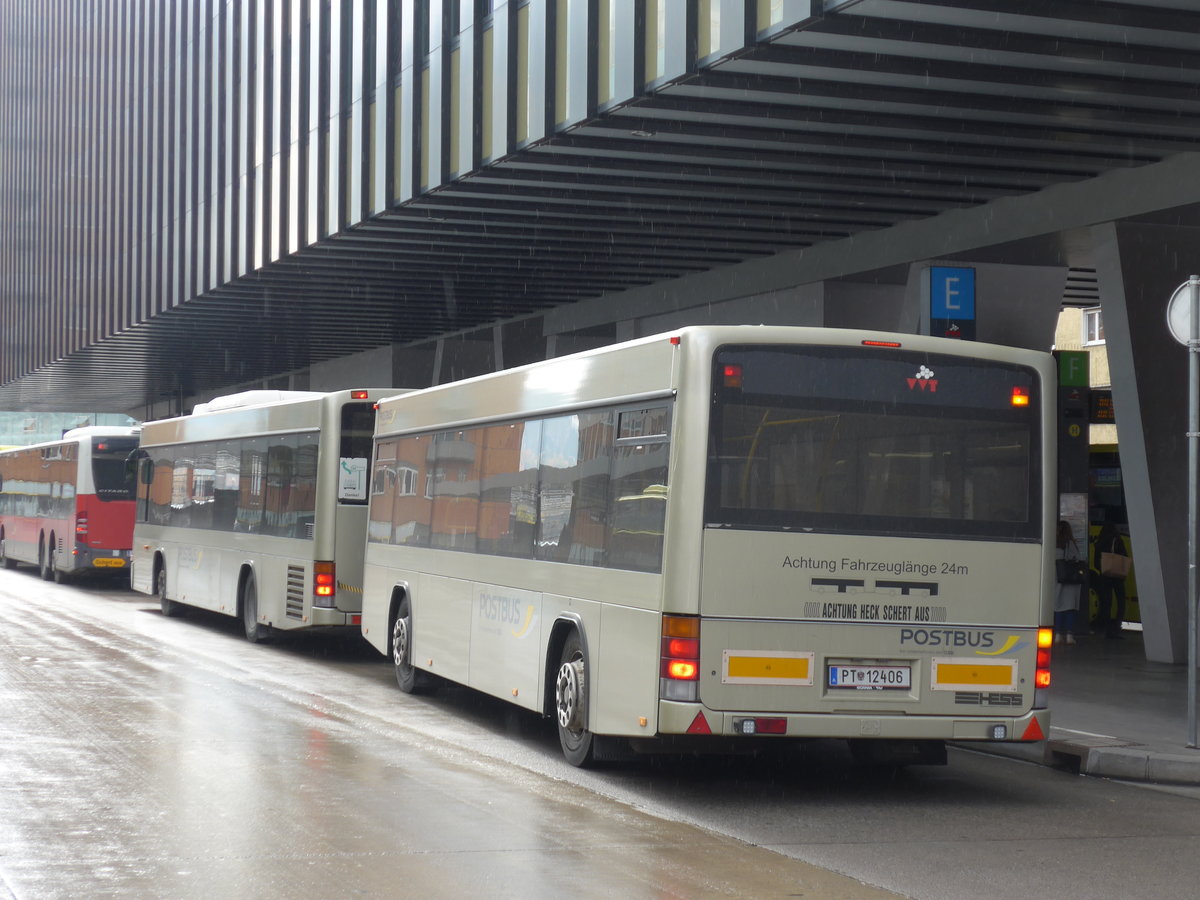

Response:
(0, 412), (139, 448)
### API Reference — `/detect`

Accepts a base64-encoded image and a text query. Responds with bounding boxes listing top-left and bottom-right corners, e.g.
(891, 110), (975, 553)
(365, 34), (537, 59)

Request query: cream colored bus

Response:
(360, 326), (1055, 766)
(132, 389), (393, 641)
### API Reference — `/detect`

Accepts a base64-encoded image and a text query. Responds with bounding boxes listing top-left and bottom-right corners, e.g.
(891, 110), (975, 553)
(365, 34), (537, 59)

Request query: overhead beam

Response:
(545, 151), (1200, 333)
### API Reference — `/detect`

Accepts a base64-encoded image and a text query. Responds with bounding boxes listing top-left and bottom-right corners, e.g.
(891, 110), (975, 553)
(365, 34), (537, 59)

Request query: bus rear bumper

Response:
(657, 700), (1049, 743)
(308, 607), (363, 628)
(70, 548), (132, 573)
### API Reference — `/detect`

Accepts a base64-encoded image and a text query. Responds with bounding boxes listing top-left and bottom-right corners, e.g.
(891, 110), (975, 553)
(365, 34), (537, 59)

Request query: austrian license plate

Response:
(828, 664), (911, 690)
(93, 558), (126, 568)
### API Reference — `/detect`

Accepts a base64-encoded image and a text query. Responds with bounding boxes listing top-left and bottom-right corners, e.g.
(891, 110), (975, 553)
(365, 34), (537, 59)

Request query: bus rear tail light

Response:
(314, 561), (336, 607)
(1035, 627), (1053, 706)
(660, 615), (700, 702)
(75, 512), (88, 537)
(1011, 386), (1031, 407)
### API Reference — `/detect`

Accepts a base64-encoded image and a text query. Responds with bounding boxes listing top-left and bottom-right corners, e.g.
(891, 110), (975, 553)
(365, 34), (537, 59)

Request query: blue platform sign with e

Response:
(929, 266), (976, 340)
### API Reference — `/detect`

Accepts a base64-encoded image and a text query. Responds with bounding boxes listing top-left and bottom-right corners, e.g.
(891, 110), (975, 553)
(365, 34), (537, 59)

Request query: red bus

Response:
(0, 426), (141, 582)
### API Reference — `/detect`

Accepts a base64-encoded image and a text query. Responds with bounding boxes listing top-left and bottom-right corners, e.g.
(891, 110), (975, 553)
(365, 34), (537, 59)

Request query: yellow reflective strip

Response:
(727, 655), (810, 680)
(935, 664), (1014, 686)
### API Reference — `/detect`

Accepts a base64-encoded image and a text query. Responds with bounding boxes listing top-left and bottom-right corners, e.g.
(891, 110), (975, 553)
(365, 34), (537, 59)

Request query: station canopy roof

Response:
(6, 0), (1200, 411)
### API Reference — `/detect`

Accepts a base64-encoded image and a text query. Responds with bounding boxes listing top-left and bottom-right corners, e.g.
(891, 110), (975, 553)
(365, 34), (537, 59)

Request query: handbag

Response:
(1056, 558), (1085, 584)
(1100, 551), (1131, 579)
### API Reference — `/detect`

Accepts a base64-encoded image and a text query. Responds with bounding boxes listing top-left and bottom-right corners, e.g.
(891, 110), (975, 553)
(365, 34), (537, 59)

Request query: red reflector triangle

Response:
(1021, 718), (1045, 741)
(686, 712), (712, 735)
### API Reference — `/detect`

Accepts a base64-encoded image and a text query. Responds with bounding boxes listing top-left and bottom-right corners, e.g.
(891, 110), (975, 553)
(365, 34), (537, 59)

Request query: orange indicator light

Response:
(663, 615), (700, 638)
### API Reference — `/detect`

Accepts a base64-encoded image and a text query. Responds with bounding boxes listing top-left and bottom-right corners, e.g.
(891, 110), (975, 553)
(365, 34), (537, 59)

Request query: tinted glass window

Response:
(92, 437), (139, 501)
(707, 345), (1040, 540)
(429, 429), (483, 551)
(607, 408), (670, 572)
(477, 422), (539, 559)
(339, 402), (375, 505)
(535, 411), (612, 566)
(367, 402), (670, 573)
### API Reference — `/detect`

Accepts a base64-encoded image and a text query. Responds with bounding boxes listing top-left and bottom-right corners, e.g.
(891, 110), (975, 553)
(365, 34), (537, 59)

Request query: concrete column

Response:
(1091, 221), (1200, 663)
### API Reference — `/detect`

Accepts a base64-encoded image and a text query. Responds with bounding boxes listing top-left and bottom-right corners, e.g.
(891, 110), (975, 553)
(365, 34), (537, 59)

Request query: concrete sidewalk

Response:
(978, 628), (1200, 784)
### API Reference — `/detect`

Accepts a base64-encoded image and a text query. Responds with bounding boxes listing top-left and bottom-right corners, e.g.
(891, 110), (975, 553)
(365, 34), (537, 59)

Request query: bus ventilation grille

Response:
(286, 565), (306, 619)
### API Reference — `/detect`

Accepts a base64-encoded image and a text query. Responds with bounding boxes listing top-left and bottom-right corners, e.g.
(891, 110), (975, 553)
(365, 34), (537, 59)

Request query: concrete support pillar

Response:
(1091, 221), (1200, 663)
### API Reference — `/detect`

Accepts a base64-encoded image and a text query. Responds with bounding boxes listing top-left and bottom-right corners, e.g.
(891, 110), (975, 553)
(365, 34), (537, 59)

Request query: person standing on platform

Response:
(1054, 520), (1082, 645)
(1094, 522), (1129, 640)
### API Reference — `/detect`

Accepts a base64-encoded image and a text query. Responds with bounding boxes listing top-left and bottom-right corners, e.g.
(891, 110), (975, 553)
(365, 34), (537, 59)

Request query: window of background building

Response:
(1083, 307), (1105, 345)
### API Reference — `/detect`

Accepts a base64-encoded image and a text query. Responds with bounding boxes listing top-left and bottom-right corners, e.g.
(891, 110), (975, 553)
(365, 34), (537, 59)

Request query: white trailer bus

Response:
(132, 389), (393, 641)
(360, 326), (1055, 766)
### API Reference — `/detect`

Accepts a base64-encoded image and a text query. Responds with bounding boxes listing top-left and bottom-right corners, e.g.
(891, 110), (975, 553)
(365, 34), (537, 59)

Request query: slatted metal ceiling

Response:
(4, 0), (1197, 411)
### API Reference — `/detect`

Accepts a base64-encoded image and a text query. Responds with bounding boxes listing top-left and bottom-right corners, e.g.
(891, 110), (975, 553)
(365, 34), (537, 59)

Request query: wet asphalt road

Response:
(3, 571), (1200, 900)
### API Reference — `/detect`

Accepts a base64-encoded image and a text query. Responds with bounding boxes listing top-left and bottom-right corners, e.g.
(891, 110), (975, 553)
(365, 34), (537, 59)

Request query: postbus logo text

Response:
(479, 592), (525, 626)
(899, 628), (995, 649)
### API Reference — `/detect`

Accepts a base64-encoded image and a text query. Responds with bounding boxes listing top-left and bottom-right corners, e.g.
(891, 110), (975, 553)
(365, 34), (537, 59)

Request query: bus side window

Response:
(428, 429), (483, 552)
(536, 411), (612, 567)
(608, 406), (670, 573)
(237, 439), (268, 533)
(477, 422), (538, 559)
(135, 457), (151, 523)
(391, 436), (432, 547)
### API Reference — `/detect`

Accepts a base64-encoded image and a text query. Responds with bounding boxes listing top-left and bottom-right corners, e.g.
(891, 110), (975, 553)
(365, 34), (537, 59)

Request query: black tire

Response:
(391, 597), (434, 693)
(157, 566), (184, 618)
(555, 631), (597, 767)
(39, 540), (53, 582)
(242, 575), (270, 643)
(0, 536), (15, 570)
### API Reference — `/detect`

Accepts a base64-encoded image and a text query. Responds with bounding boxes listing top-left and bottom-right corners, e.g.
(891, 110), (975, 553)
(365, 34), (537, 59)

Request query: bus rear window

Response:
(706, 345), (1040, 540)
(92, 437), (140, 501)
(339, 402), (375, 504)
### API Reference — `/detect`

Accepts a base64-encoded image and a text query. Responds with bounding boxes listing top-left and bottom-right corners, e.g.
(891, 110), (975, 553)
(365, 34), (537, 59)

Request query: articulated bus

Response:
(360, 326), (1056, 767)
(0, 426), (141, 582)
(131, 389), (393, 641)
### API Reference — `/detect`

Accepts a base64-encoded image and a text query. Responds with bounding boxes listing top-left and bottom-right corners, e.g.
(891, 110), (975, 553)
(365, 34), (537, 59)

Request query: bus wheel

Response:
(157, 566), (183, 618)
(242, 575), (270, 643)
(391, 598), (433, 693)
(555, 631), (597, 767)
(39, 542), (53, 582)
